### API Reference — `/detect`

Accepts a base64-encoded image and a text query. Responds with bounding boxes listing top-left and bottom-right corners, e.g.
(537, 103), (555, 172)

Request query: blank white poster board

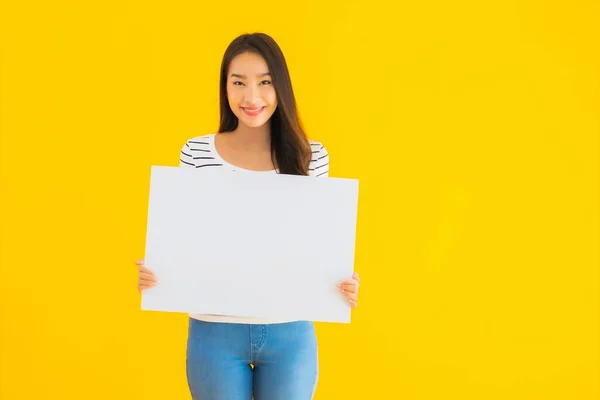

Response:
(141, 166), (359, 323)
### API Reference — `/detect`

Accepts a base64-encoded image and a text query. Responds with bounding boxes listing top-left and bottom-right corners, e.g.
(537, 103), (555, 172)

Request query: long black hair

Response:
(218, 33), (311, 175)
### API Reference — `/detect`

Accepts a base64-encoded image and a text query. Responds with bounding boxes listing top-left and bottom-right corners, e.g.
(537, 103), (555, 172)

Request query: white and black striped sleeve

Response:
(179, 140), (196, 168)
(314, 145), (329, 177)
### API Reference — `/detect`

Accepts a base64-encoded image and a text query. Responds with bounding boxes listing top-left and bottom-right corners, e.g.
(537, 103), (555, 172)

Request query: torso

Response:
(179, 132), (330, 325)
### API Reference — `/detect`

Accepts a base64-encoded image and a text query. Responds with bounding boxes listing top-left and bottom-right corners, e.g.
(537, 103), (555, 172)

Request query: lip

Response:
(242, 106), (266, 117)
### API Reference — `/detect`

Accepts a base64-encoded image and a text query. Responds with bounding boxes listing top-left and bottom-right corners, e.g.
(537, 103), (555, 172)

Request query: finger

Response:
(138, 278), (157, 285)
(339, 278), (359, 286)
(349, 299), (358, 308)
(140, 270), (156, 279)
(338, 281), (359, 292)
(138, 282), (157, 291)
(343, 291), (358, 301)
(139, 265), (155, 274)
(339, 281), (359, 289)
(339, 287), (358, 300)
(339, 287), (358, 297)
(135, 260), (145, 265)
(353, 272), (360, 282)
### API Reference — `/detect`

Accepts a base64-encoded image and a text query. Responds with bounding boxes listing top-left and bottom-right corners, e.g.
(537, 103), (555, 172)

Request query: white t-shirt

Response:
(178, 133), (330, 324)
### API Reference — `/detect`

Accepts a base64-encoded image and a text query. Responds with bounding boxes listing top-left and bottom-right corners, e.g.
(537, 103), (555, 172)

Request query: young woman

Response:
(135, 32), (360, 400)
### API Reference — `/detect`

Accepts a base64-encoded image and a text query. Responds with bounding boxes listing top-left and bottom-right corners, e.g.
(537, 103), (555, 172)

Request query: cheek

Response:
(228, 88), (241, 105)
(265, 88), (277, 106)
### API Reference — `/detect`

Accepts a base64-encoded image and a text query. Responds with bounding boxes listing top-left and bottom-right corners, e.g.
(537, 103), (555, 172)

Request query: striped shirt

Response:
(179, 133), (329, 324)
(180, 133), (329, 177)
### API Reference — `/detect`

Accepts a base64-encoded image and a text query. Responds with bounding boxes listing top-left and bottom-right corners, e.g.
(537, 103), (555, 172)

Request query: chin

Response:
(235, 108), (276, 129)
(240, 119), (269, 128)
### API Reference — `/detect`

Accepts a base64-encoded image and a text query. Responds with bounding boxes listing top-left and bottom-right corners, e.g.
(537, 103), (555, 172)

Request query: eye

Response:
(260, 80), (272, 85)
(232, 81), (245, 86)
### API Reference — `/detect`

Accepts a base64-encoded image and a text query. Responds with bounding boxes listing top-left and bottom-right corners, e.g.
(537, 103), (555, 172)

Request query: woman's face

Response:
(227, 52), (278, 129)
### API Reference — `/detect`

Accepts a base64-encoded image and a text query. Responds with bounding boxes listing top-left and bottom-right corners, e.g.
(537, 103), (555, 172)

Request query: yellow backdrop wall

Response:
(1, 0), (598, 399)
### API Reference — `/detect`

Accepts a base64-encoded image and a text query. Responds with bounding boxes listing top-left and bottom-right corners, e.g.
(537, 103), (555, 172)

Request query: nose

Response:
(244, 85), (259, 105)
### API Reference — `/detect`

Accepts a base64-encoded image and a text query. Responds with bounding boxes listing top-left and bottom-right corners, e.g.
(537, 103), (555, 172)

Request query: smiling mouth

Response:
(242, 107), (266, 116)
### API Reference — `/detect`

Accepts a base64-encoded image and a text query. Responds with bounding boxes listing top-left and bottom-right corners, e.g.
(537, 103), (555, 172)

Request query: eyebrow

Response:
(230, 72), (271, 79)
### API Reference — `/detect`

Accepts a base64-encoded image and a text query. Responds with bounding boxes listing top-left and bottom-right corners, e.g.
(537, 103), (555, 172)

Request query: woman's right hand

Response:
(135, 259), (158, 291)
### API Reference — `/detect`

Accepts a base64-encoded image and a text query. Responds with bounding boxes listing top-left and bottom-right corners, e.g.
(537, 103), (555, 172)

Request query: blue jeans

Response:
(186, 317), (319, 400)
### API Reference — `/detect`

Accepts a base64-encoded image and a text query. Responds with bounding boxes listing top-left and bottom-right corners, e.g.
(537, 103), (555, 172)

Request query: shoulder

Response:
(179, 133), (217, 168)
(308, 139), (329, 177)
(185, 133), (215, 147)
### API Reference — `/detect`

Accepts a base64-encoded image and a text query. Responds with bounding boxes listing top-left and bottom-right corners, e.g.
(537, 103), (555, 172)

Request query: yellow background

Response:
(1, 0), (598, 399)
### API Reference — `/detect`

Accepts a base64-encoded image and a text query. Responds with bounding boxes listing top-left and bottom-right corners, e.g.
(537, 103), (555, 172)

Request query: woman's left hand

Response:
(338, 272), (360, 308)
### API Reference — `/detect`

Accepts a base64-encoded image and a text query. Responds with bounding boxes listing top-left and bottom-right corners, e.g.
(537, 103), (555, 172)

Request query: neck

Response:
(230, 122), (271, 150)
